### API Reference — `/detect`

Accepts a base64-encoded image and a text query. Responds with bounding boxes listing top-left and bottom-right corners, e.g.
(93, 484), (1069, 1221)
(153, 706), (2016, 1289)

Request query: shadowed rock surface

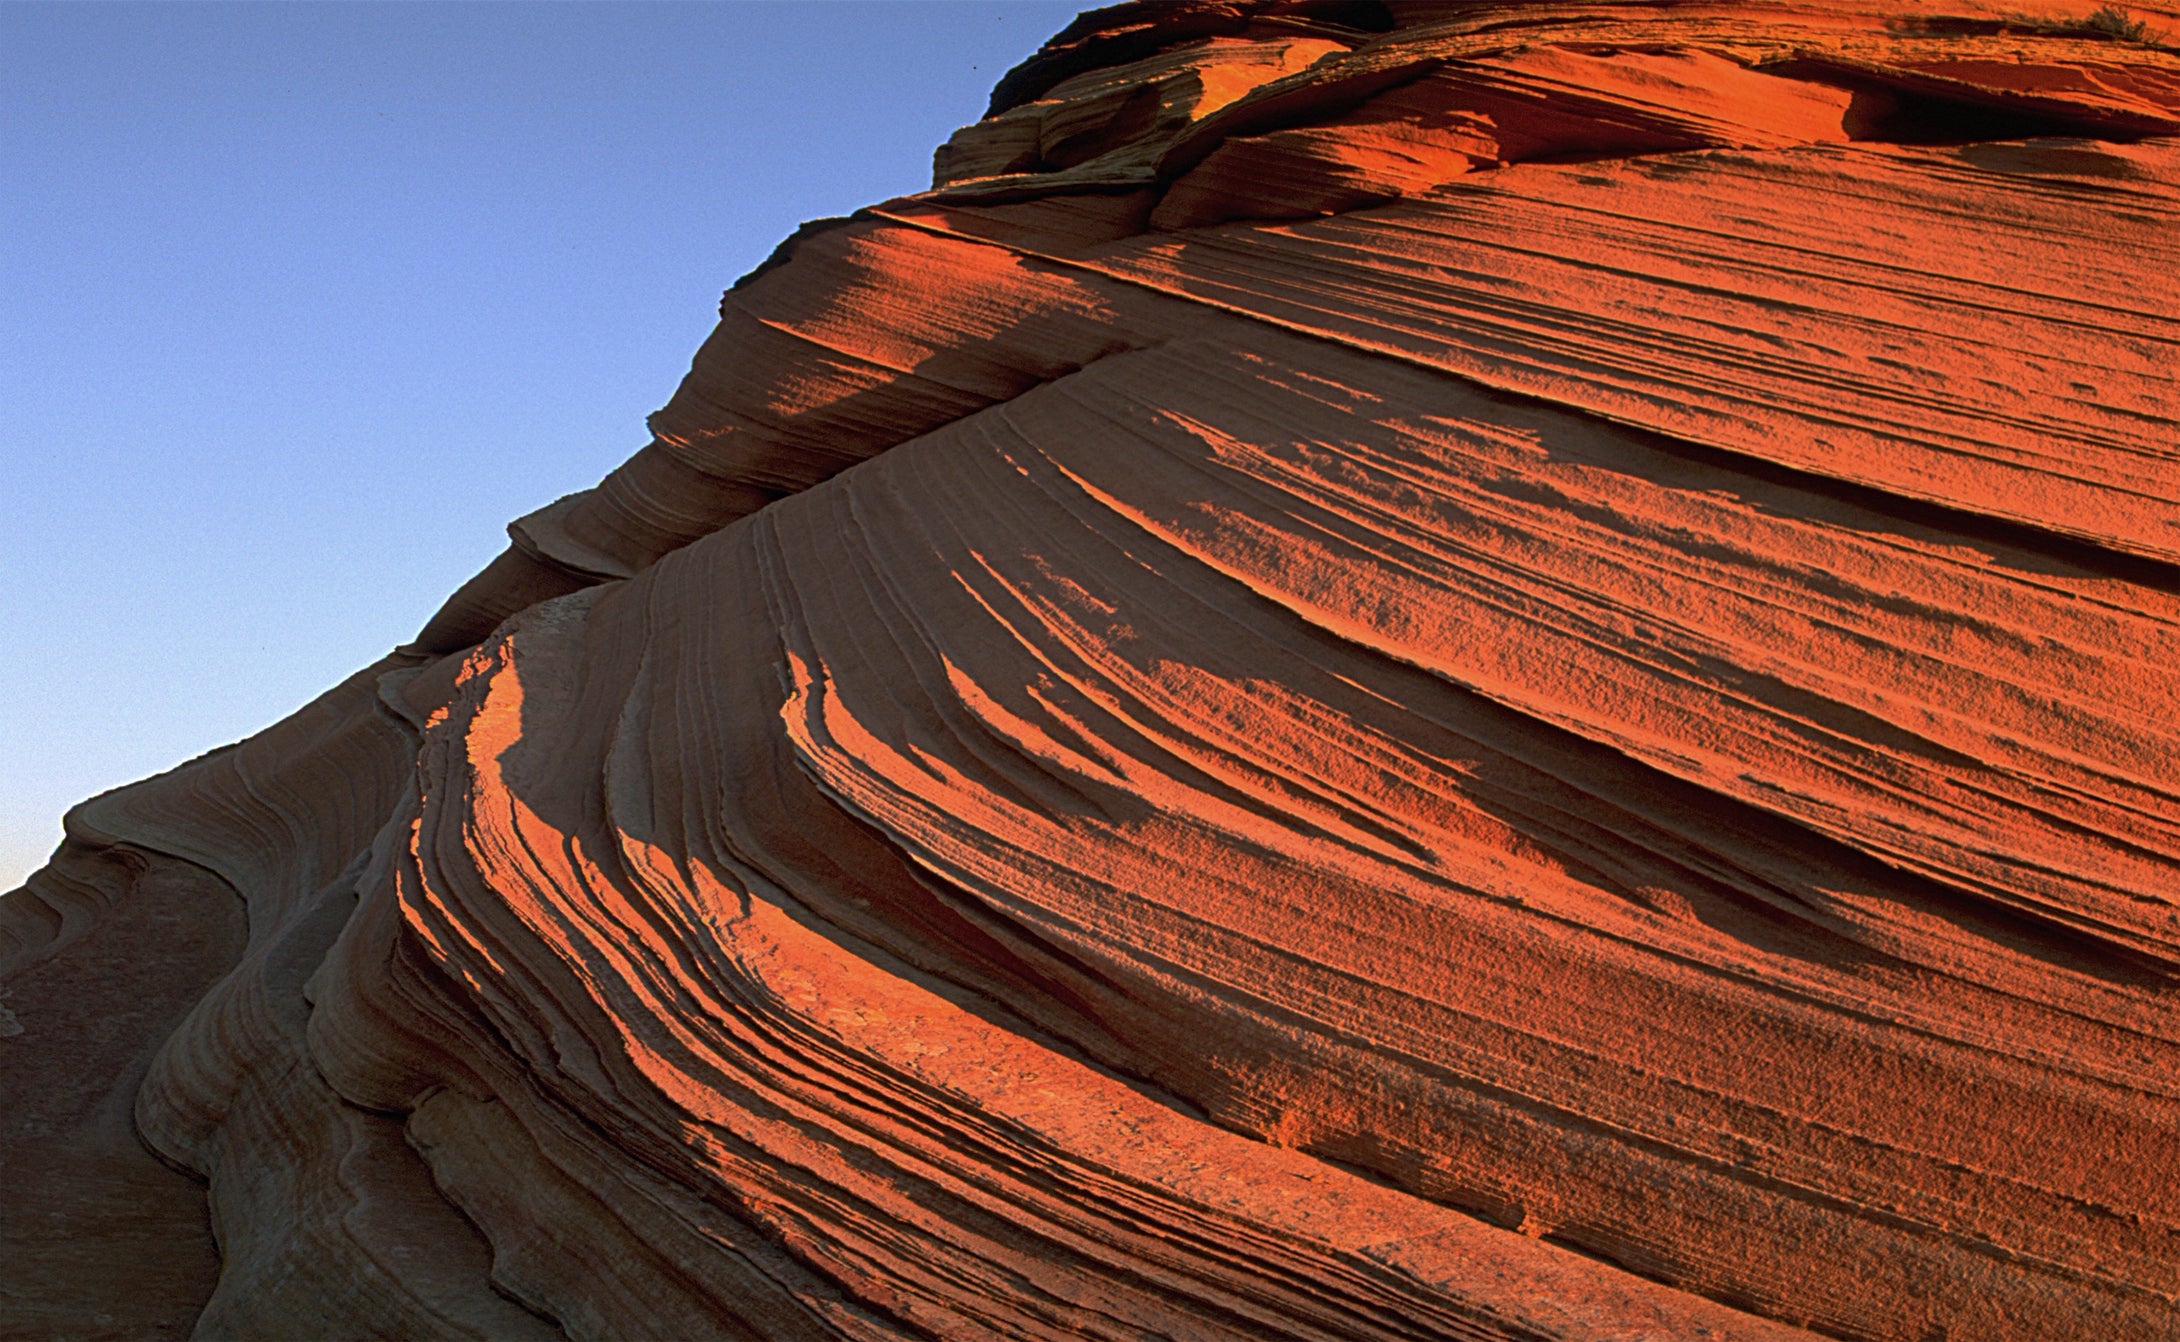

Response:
(5, 3), (2179, 1338)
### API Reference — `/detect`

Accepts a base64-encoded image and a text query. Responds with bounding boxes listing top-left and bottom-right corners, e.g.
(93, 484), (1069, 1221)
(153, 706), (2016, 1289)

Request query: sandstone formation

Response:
(6, 3), (2179, 1338)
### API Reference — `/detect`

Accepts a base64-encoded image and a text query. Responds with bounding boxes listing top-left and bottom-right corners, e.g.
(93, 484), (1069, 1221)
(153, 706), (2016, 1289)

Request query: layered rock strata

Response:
(5, 3), (2179, 1339)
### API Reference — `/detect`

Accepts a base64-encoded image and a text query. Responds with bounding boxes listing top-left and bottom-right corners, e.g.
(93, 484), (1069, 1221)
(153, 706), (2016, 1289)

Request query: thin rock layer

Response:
(4, 3), (2178, 1339)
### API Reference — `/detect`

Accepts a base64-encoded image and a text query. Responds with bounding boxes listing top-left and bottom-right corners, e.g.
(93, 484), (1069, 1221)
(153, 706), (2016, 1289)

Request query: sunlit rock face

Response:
(7, 2), (2180, 1338)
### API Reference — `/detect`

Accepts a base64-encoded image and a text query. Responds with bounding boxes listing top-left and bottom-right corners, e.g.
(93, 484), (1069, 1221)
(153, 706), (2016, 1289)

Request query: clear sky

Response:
(0, 0), (1080, 891)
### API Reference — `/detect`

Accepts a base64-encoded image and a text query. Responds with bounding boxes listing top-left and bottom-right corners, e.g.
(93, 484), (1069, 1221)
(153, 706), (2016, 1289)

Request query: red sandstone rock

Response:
(6, 3), (2180, 1338)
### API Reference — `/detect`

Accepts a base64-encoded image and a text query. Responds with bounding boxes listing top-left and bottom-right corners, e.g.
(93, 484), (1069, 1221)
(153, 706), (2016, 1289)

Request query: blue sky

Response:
(0, 1), (1079, 890)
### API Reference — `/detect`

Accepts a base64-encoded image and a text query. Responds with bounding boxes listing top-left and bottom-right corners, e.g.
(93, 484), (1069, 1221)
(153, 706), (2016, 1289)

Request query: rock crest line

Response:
(5, 3), (2178, 1338)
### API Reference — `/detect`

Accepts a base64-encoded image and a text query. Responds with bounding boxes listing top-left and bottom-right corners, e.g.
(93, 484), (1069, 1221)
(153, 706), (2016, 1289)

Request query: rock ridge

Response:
(5, 3), (2178, 1339)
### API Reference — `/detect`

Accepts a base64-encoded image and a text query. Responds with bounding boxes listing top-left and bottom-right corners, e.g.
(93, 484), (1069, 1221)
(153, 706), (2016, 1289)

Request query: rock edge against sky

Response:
(5, 3), (2179, 1338)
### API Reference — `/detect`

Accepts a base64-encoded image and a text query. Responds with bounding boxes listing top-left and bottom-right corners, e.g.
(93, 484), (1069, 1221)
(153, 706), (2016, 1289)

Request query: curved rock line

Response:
(4, 3), (2178, 1339)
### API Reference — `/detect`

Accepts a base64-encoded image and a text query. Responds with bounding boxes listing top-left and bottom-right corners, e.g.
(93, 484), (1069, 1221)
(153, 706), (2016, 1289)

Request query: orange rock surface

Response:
(6, 3), (2179, 1338)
